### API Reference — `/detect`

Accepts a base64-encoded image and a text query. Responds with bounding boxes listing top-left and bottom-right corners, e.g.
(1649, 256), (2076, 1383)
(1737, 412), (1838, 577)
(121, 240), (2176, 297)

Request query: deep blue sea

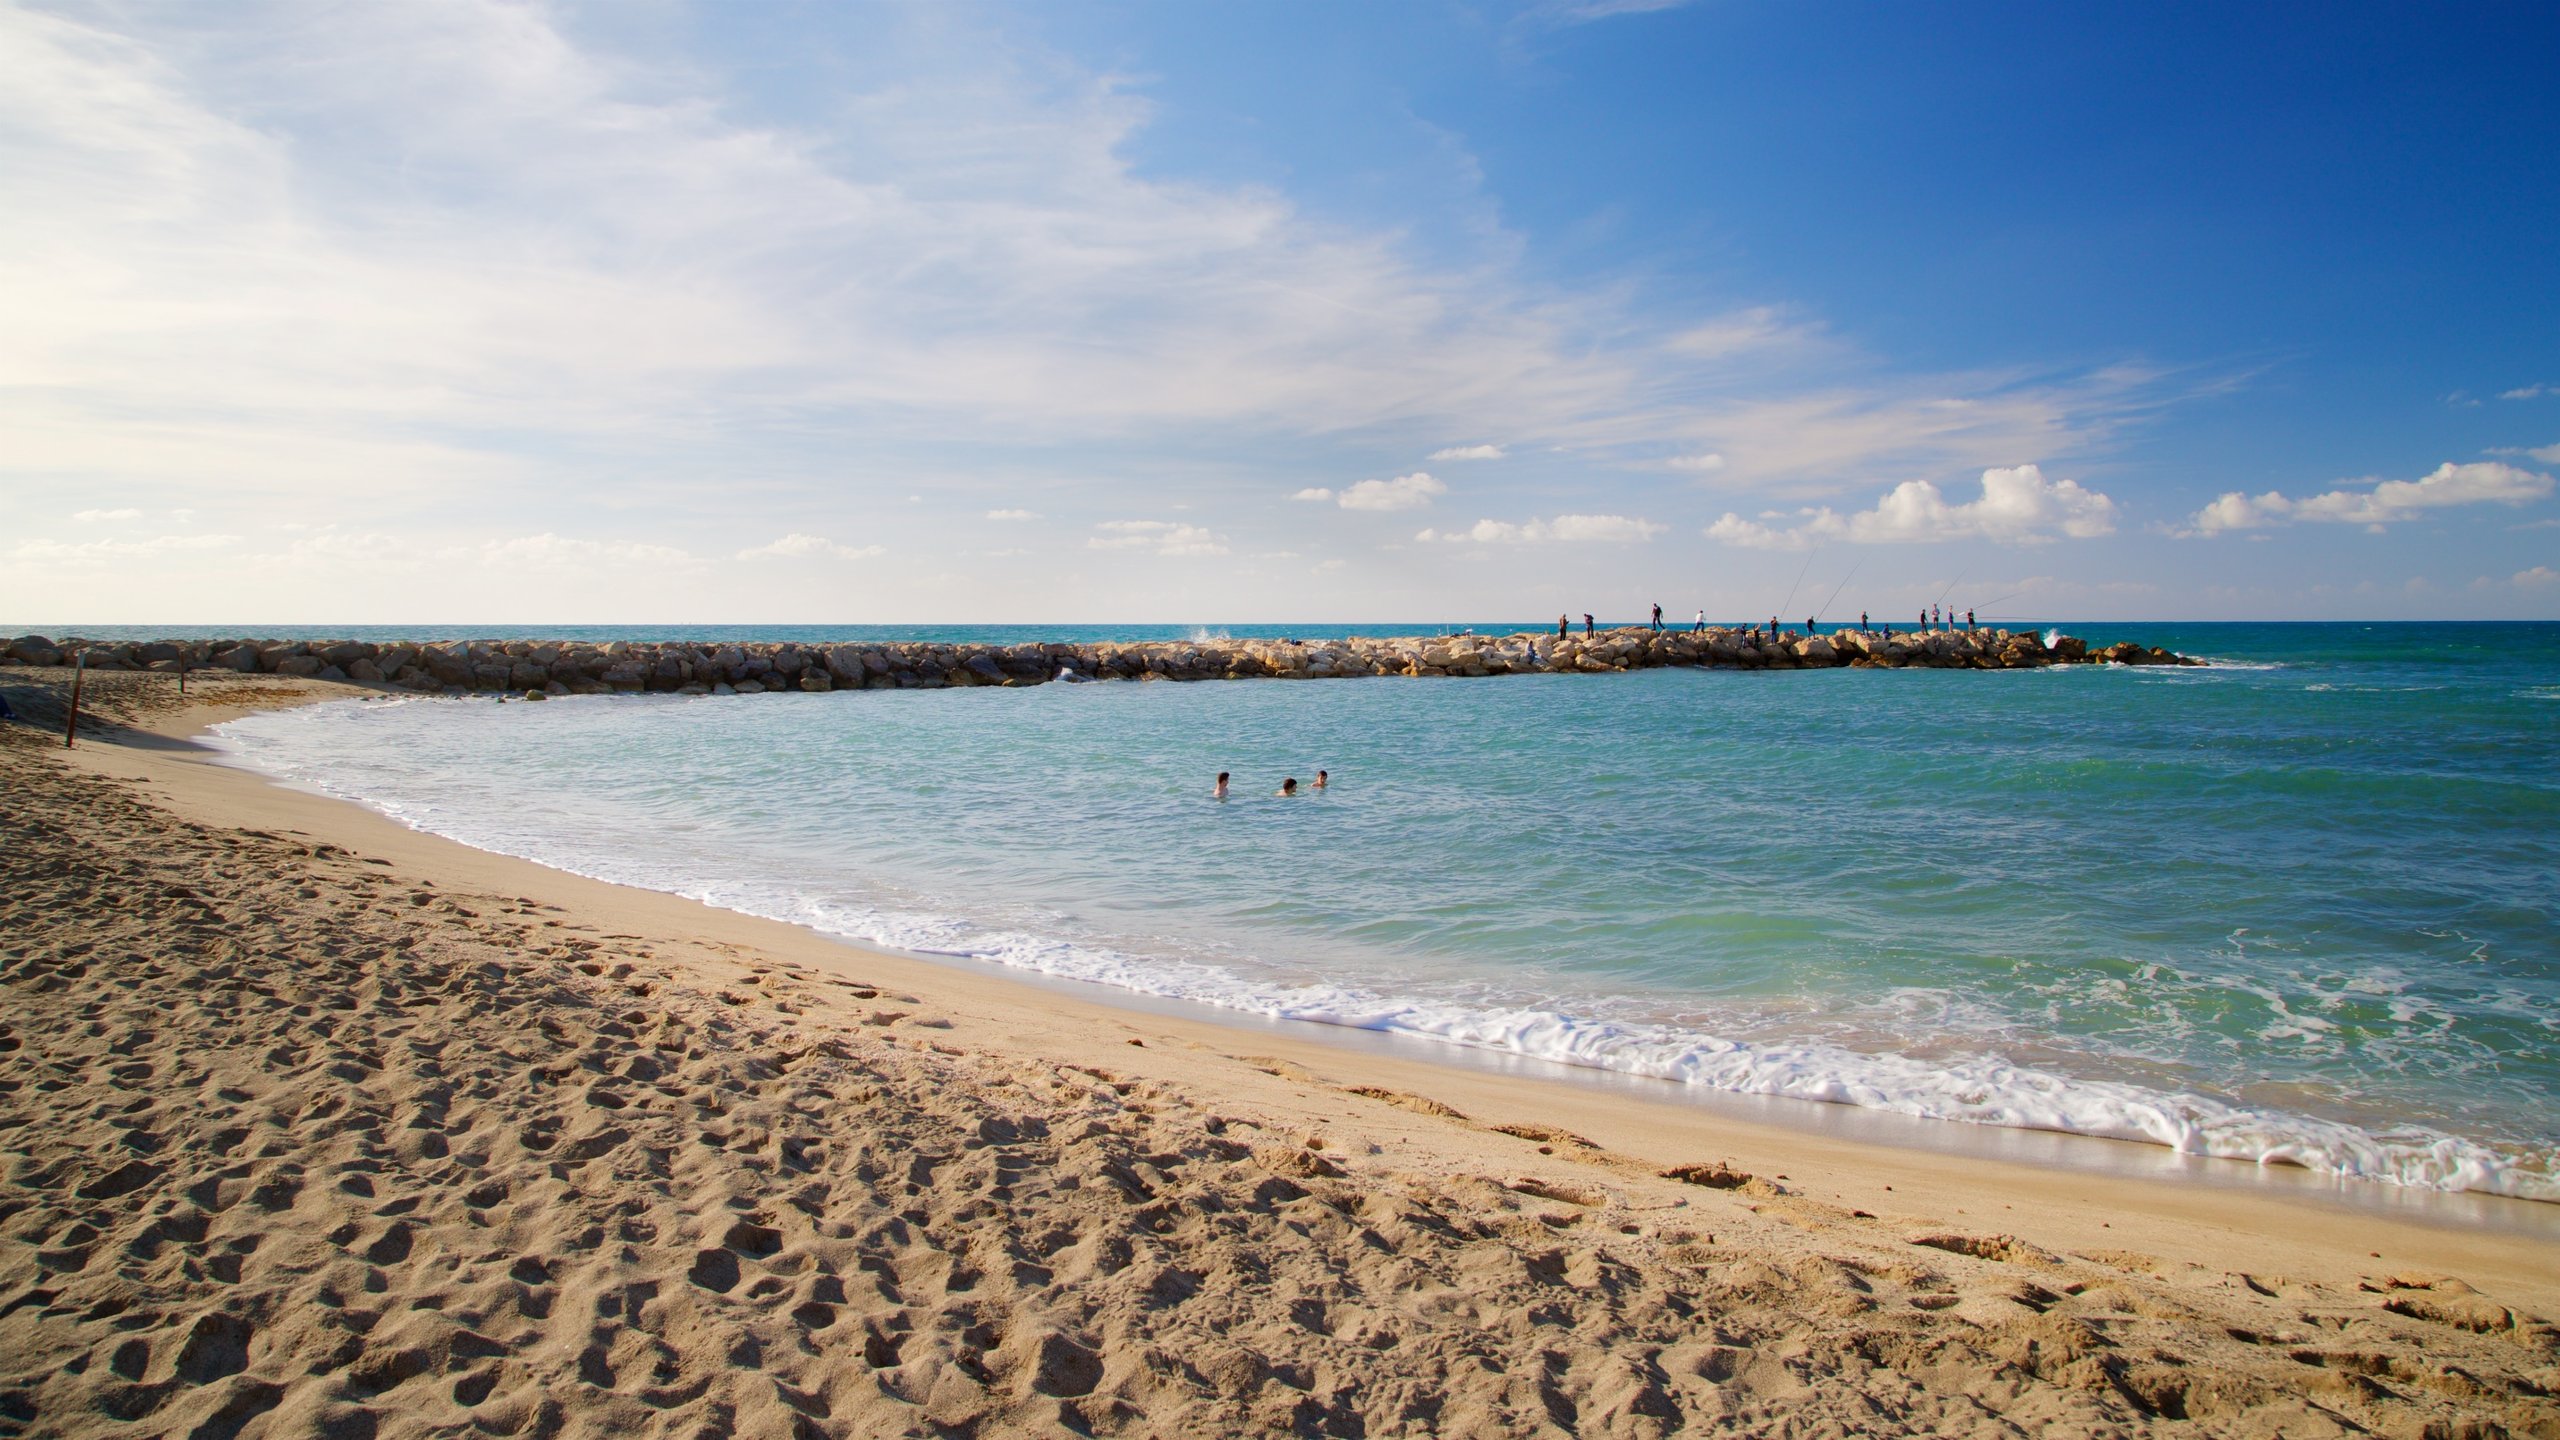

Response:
(198, 623), (2558, 1200)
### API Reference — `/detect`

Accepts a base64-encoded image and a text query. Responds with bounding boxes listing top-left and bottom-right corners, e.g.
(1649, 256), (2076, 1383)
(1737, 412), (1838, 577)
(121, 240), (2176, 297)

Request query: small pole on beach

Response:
(64, 650), (85, 750)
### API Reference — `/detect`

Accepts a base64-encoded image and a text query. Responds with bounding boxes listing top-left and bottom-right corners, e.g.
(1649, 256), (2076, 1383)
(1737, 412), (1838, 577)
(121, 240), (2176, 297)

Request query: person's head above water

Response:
(1314, 770), (1328, 788)
(1278, 778), (1298, 796)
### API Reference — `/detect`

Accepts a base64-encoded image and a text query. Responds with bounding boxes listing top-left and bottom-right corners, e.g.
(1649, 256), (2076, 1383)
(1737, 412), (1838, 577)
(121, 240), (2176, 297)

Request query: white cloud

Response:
(1417, 514), (1664, 544)
(70, 507), (145, 522)
(1701, 514), (1807, 550)
(1654, 380), (2149, 496)
(1427, 444), (1505, 461)
(1336, 471), (1447, 512)
(736, 533), (886, 560)
(1290, 487), (1336, 503)
(2500, 384), (2551, 400)
(2487, 443), (2560, 464)
(1088, 520), (1229, 556)
(2184, 461), (2554, 536)
(7, 534), (241, 565)
(985, 508), (1038, 521)
(1667, 453), (1725, 473)
(1706, 464), (2118, 550)
(473, 534), (700, 568)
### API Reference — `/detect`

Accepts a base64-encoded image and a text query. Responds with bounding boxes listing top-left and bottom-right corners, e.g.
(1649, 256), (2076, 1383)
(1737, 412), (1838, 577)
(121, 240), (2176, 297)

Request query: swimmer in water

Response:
(1277, 777), (1299, 796)
(1313, 770), (1328, 790)
(1213, 771), (1229, 799)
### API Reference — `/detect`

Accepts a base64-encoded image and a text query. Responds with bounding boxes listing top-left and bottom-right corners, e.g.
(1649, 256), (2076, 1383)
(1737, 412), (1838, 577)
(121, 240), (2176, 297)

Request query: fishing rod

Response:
(1775, 546), (1820, 621)
(1813, 559), (1862, 624)
(1933, 565), (1969, 609)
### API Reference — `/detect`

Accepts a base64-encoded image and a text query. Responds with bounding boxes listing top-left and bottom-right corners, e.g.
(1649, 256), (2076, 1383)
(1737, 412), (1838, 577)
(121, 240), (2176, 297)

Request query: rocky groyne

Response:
(0, 629), (2200, 697)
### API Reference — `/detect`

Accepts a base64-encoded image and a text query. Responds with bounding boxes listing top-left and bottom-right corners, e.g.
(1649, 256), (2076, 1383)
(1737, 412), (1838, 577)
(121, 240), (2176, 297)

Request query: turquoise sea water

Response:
(207, 623), (2559, 1200)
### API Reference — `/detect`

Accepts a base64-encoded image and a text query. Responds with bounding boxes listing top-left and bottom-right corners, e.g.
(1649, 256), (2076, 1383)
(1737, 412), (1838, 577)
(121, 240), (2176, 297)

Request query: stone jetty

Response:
(0, 628), (2200, 697)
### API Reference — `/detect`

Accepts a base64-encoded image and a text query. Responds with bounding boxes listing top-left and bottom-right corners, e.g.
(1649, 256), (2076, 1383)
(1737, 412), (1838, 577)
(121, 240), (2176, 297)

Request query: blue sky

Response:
(3, 0), (2554, 623)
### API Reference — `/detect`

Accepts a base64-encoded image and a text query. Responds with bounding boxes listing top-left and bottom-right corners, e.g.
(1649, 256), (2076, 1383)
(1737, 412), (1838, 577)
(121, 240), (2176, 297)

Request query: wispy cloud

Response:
(1527, 0), (1696, 26)
(1088, 520), (1229, 556)
(2500, 383), (2552, 400)
(985, 508), (1039, 521)
(7, 534), (241, 565)
(1417, 514), (1663, 544)
(1666, 453), (1725, 472)
(2182, 461), (2553, 536)
(1427, 443), (1505, 461)
(736, 534), (887, 560)
(0, 1), (2168, 523)
(1706, 465), (2118, 550)
(69, 508), (145, 522)
(2486, 443), (2560, 464)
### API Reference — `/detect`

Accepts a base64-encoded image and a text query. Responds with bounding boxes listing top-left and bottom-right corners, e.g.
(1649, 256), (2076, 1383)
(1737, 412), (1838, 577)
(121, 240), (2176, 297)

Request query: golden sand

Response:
(2, 671), (2553, 1438)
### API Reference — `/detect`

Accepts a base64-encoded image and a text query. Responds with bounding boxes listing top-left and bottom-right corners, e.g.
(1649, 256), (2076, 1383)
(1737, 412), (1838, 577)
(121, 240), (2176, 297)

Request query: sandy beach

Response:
(3, 671), (2555, 1440)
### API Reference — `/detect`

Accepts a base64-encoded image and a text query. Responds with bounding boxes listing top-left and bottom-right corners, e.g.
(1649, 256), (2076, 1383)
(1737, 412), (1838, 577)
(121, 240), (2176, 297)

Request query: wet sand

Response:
(3, 670), (2554, 1439)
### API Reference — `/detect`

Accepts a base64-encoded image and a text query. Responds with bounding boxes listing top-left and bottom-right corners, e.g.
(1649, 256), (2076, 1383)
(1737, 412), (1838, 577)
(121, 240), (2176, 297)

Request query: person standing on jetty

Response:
(1806, 616), (1818, 636)
(1557, 614), (1568, 639)
(1651, 603), (1663, 631)
(1693, 609), (1705, 634)
(1582, 613), (1594, 635)
(1966, 608), (1977, 632)
(1860, 610), (1871, 634)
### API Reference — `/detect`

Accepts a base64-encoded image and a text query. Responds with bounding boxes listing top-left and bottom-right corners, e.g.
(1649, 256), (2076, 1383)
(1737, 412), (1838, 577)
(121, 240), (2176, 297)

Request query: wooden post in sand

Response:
(64, 650), (84, 750)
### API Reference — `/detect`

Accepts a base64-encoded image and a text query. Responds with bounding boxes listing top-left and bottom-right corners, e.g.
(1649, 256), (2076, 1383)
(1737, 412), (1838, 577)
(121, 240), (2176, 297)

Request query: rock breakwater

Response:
(0, 628), (2200, 696)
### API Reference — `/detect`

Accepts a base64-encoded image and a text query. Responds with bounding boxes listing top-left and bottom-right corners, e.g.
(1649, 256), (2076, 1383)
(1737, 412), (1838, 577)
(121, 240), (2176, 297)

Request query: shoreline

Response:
(54, 673), (2560, 1254)
(6, 670), (2557, 1437)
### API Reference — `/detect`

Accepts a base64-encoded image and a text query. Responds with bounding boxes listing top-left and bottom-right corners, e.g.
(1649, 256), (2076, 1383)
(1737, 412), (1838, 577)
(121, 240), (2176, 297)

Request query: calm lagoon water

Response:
(210, 622), (2560, 1201)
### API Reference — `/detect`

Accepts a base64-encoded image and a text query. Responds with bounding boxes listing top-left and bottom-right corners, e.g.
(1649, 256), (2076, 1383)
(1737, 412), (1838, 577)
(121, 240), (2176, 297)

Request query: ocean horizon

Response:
(200, 620), (2560, 1203)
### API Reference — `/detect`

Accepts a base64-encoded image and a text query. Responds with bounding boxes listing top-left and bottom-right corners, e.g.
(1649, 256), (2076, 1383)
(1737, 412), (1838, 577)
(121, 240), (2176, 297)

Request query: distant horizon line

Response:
(9, 618), (2557, 632)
